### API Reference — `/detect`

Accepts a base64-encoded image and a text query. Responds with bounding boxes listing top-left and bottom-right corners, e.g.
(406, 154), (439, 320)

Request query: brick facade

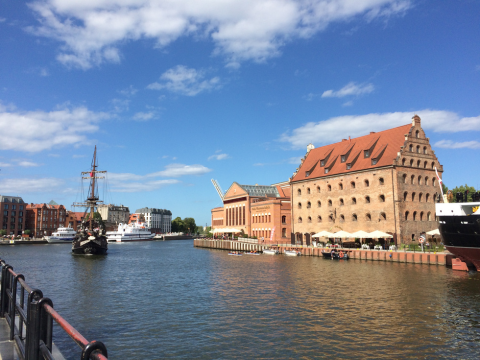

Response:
(290, 115), (442, 245)
(26, 203), (67, 237)
(0, 196), (26, 236)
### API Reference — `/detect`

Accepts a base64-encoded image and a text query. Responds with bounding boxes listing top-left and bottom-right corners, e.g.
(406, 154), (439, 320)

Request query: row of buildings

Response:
(0, 198), (172, 237)
(211, 115), (443, 245)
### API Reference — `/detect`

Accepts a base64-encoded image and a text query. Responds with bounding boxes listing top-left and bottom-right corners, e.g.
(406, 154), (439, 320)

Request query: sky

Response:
(0, 0), (479, 227)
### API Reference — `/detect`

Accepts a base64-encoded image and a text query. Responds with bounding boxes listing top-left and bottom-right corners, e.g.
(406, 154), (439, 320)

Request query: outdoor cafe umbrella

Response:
(212, 228), (242, 234)
(426, 229), (440, 236)
(350, 230), (370, 239)
(312, 230), (334, 238)
(367, 230), (393, 238)
(332, 230), (352, 238)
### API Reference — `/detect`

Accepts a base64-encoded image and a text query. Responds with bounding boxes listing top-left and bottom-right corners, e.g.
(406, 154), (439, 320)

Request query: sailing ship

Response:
(71, 146), (108, 255)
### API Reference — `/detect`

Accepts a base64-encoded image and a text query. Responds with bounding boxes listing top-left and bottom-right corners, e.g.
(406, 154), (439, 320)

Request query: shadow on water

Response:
(1, 242), (480, 359)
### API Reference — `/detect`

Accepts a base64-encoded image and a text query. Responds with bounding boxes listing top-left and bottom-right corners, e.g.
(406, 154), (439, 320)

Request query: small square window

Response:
(372, 159), (377, 165)
(320, 160), (325, 166)
(325, 168), (329, 174)
(341, 155), (346, 163)
(364, 150), (370, 158)
(346, 164), (352, 170)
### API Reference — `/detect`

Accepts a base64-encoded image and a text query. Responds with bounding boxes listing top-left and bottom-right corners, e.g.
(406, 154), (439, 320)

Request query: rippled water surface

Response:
(1, 241), (480, 359)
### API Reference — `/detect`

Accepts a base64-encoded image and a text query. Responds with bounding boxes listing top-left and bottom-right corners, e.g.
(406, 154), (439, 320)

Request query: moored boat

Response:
(228, 251), (242, 256)
(47, 226), (76, 243)
(284, 250), (301, 256)
(244, 251), (261, 255)
(106, 222), (155, 242)
(263, 248), (279, 255)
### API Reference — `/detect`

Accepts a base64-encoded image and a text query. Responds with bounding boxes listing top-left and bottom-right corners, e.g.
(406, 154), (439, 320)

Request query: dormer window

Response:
(324, 168), (329, 174)
(305, 171), (310, 177)
(320, 160), (325, 167)
(371, 159), (377, 165)
(341, 155), (346, 163)
(346, 164), (352, 170)
(364, 150), (370, 158)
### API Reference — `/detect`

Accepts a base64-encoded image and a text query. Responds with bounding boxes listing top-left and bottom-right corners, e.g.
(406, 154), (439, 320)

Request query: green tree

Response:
(171, 217), (184, 232)
(442, 183), (448, 195)
(24, 230), (31, 235)
(183, 217), (197, 234)
(84, 211), (105, 228)
(0, 230), (6, 236)
(451, 184), (477, 202)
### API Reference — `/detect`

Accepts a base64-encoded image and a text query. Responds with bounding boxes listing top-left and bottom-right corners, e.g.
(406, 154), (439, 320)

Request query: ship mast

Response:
(72, 146), (106, 231)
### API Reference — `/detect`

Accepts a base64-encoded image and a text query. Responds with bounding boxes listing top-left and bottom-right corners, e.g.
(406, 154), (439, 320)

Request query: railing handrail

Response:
(0, 259), (108, 360)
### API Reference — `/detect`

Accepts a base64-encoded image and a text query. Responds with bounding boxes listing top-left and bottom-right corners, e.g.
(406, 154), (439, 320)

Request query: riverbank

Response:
(194, 238), (447, 266)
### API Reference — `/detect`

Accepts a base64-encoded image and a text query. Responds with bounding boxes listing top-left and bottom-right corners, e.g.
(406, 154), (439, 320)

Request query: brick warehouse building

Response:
(211, 181), (291, 242)
(0, 195), (27, 236)
(26, 203), (67, 237)
(290, 115), (443, 246)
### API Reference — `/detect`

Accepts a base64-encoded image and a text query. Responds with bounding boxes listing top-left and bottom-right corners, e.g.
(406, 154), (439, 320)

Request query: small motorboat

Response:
(263, 248), (279, 255)
(284, 250), (301, 256)
(245, 251), (261, 255)
(228, 251), (242, 256)
(321, 250), (333, 258)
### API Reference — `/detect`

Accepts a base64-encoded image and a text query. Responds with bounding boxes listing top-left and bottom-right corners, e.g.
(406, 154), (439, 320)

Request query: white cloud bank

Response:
(0, 103), (109, 152)
(108, 163), (212, 192)
(27, 0), (412, 69)
(322, 82), (375, 98)
(208, 153), (229, 160)
(147, 66), (220, 96)
(434, 140), (480, 150)
(280, 110), (480, 149)
(0, 178), (70, 194)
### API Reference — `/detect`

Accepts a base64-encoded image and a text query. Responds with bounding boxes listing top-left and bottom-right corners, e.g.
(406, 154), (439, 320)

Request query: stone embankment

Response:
(194, 239), (446, 266)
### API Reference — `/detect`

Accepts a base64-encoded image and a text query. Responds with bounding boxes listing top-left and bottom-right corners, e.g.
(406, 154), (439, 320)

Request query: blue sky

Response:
(0, 0), (479, 226)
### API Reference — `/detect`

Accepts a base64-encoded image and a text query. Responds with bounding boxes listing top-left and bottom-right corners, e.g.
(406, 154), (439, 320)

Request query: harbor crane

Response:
(211, 179), (225, 201)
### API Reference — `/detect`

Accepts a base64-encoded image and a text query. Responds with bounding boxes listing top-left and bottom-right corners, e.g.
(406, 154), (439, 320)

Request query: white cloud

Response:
(321, 82), (375, 98)
(17, 161), (40, 167)
(0, 103), (109, 152)
(208, 153), (229, 160)
(0, 162), (12, 167)
(118, 85), (138, 96)
(434, 140), (480, 150)
(27, 0), (412, 69)
(147, 66), (220, 96)
(0, 178), (69, 194)
(133, 112), (155, 121)
(280, 110), (480, 149)
(110, 179), (180, 193)
(150, 164), (212, 177)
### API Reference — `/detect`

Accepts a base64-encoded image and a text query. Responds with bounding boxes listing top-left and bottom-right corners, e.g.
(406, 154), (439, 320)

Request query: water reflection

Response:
(1, 242), (479, 359)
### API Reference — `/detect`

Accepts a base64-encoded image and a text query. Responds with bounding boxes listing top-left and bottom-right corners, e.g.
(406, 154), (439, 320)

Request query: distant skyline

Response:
(1, 0), (479, 225)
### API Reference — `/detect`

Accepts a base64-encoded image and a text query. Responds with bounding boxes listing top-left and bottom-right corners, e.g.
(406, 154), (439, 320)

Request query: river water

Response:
(1, 241), (479, 359)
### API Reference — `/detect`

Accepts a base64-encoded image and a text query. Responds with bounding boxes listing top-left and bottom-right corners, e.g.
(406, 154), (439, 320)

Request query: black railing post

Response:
(9, 274), (24, 340)
(25, 289), (43, 360)
(38, 298), (54, 357)
(1, 264), (13, 318)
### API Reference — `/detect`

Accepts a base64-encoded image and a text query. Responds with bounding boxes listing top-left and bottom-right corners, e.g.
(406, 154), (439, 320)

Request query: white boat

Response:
(106, 222), (155, 242)
(46, 227), (76, 243)
(284, 250), (301, 256)
(263, 249), (279, 255)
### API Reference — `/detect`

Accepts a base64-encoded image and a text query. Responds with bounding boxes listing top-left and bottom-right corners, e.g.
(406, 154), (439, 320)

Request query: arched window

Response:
(379, 195), (385, 202)
(307, 201), (311, 208)
(404, 192), (408, 201)
(418, 176), (422, 185)
(426, 193), (430, 202)
(402, 158), (406, 166)
(410, 159), (414, 166)
(317, 201), (321, 207)
(339, 214), (345, 222)
(298, 217), (302, 223)
(434, 193), (438, 202)
(352, 214), (358, 221)
(431, 162), (435, 169)
(339, 183), (343, 190)
(415, 130), (419, 138)
(328, 185), (332, 191)
(307, 188), (311, 194)
(411, 175), (415, 184)
(432, 178), (436, 186)
(328, 214), (334, 222)
(298, 202), (302, 209)
(416, 145), (420, 153)
(365, 196), (370, 203)
(417, 160), (421, 167)
(419, 193), (423, 202)
(351, 181), (356, 189)
(282, 228), (287, 237)
(339, 198), (344, 206)
(424, 161), (427, 169)
(365, 179), (370, 187)
(317, 186), (321, 193)
(282, 215), (286, 224)
(403, 174), (407, 184)
(409, 144), (413, 152)
(427, 212), (431, 221)
(420, 212), (424, 221)
(423, 147), (427, 154)
(328, 200), (332, 206)
(380, 212), (386, 221)
(379, 177), (384, 185)
(405, 211), (409, 220)
(366, 213), (371, 221)
(413, 211), (417, 221)
(425, 177), (429, 185)
(317, 215), (322, 223)
(352, 197), (357, 205)
(297, 189), (301, 195)
(308, 216), (312, 223)
(412, 192), (416, 201)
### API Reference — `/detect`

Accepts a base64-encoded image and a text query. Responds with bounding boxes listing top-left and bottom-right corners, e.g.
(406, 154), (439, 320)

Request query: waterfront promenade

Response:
(194, 238), (447, 266)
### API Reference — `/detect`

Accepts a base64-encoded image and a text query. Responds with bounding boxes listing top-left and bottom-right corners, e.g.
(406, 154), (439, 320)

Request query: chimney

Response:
(342, 139), (347, 142)
(412, 115), (421, 126)
(370, 132), (376, 134)
(306, 143), (315, 153)
(349, 136), (351, 141)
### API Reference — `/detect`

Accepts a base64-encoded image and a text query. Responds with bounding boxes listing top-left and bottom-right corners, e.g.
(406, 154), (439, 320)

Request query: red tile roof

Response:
(291, 123), (412, 182)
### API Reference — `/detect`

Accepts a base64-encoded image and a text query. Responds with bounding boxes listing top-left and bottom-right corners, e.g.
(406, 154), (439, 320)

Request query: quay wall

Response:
(193, 239), (446, 266)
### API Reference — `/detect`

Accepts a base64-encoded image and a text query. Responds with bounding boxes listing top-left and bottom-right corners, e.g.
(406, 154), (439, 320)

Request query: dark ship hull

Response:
(72, 236), (108, 255)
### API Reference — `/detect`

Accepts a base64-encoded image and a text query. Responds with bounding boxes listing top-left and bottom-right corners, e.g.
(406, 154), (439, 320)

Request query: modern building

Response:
(26, 203), (67, 237)
(97, 204), (130, 225)
(289, 115), (442, 246)
(134, 208), (172, 233)
(211, 181), (291, 242)
(0, 195), (27, 236)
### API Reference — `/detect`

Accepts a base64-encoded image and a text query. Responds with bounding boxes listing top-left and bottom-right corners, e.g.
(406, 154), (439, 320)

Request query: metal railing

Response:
(0, 260), (108, 360)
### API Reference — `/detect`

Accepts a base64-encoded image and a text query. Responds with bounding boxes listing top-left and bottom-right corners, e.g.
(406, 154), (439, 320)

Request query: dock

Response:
(193, 239), (447, 266)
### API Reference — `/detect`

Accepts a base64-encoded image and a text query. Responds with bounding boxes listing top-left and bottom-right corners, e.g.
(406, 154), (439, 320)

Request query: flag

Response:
(270, 227), (275, 241)
(90, 172), (94, 177)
